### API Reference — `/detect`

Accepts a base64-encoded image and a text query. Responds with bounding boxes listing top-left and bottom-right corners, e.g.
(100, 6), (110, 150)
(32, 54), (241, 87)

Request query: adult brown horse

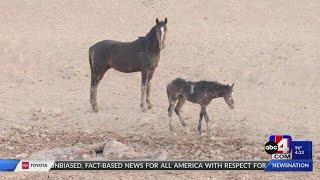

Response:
(89, 18), (168, 112)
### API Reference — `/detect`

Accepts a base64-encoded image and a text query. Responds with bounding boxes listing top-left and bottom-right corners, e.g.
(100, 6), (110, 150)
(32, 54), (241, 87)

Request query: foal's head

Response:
(223, 83), (235, 109)
(155, 18), (168, 50)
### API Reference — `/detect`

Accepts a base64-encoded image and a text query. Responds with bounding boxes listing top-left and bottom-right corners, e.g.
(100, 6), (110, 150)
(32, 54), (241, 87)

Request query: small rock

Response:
(152, 151), (167, 160)
(59, 155), (68, 160)
(7, 146), (14, 150)
(103, 140), (129, 157)
(81, 154), (91, 159)
(103, 139), (139, 159)
(31, 132), (40, 138)
(51, 108), (63, 117)
(195, 149), (202, 157)
(68, 155), (76, 160)
(91, 151), (97, 157)
(16, 153), (28, 159)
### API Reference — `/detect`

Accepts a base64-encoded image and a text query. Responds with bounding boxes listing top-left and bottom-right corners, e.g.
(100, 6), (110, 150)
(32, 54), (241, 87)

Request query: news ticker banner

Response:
(0, 160), (313, 172)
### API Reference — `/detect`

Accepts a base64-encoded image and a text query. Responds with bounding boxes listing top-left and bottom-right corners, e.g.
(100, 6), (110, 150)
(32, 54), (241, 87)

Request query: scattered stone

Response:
(51, 108), (63, 117)
(6, 146), (14, 150)
(68, 155), (76, 160)
(29, 138), (164, 161)
(81, 154), (91, 159)
(58, 155), (68, 160)
(16, 153), (28, 159)
(103, 139), (137, 159)
(195, 149), (202, 157)
(151, 150), (167, 160)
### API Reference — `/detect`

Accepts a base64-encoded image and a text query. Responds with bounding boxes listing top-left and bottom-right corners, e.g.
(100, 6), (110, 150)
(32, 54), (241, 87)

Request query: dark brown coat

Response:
(89, 18), (168, 112)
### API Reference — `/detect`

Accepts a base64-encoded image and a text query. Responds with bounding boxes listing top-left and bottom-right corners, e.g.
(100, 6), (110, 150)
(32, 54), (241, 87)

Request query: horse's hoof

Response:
(170, 131), (177, 136)
(92, 106), (99, 113)
(147, 104), (153, 109)
(198, 129), (202, 135)
(183, 127), (190, 134)
(141, 108), (148, 112)
(141, 103), (147, 111)
(167, 126), (175, 134)
(207, 132), (213, 140)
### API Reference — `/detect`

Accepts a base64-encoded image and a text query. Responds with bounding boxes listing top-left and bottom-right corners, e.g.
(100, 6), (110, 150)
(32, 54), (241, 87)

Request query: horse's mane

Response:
(145, 26), (157, 38)
(137, 26), (159, 51)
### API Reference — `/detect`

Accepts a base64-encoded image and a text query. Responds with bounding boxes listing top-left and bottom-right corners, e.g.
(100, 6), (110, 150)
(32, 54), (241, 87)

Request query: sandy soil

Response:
(0, 0), (319, 179)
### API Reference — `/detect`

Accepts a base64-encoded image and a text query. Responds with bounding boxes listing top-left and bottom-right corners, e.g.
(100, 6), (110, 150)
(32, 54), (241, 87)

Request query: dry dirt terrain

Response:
(1, 0), (320, 179)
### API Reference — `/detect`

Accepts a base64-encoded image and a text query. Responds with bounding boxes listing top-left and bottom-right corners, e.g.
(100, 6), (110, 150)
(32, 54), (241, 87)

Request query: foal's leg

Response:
(174, 96), (189, 133)
(203, 109), (212, 137)
(167, 97), (177, 132)
(197, 106), (205, 135)
(146, 70), (154, 109)
(140, 70), (149, 112)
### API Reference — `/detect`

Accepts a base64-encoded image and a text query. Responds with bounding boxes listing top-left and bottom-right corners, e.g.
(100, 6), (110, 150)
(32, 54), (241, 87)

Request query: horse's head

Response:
(223, 83), (235, 109)
(155, 18), (168, 50)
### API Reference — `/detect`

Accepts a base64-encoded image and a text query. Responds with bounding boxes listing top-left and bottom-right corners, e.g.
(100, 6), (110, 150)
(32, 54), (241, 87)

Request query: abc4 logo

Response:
(265, 135), (292, 155)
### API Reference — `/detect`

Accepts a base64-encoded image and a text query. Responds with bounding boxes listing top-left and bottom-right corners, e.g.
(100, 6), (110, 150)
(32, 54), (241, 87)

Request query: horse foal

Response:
(166, 78), (235, 136)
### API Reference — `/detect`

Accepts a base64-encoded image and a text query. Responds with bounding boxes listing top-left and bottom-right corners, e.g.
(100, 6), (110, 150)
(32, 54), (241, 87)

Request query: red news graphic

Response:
(273, 135), (292, 154)
(265, 135), (293, 160)
(22, 162), (29, 169)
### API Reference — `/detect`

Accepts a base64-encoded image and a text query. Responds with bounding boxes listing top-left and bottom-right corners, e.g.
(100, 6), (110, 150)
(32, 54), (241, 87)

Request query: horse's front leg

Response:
(146, 70), (155, 109)
(140, 70), (149, 112)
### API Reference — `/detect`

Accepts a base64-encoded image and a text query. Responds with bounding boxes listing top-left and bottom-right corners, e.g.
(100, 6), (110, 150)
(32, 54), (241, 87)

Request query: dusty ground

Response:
(0, 0), (319, 179)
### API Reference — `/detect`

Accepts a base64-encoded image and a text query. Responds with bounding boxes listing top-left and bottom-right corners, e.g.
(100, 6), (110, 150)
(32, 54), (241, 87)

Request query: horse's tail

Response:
(89, 47), (94, 73)
(166, 81), (172, 101)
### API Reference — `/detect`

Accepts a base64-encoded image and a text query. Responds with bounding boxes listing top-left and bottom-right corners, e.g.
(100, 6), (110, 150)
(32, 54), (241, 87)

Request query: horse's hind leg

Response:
(203, 108), (212, 138)
(89, 49), (109, 112)
(90, 69), (108, 112)
(90, 73), (99, 112)
(174, 96), (189, 133)
(167, 97), (177, 133)
(198, 105), (205, 135)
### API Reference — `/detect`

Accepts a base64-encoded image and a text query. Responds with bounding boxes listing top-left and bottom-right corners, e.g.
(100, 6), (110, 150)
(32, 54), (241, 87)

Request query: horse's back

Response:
(90, 40), (121, 51)
(167, 78), (209, 104)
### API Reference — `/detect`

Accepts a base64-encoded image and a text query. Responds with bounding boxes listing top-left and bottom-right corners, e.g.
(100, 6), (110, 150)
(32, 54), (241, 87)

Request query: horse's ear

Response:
(164, 17), (168, 24)
(156, 18), (160, 25)
(231, 83), (234, 89)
